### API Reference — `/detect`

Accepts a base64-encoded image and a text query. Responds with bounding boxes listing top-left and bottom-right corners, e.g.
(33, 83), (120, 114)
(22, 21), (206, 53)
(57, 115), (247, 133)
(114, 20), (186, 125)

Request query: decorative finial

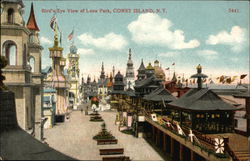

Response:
(196, 64), (202, 74)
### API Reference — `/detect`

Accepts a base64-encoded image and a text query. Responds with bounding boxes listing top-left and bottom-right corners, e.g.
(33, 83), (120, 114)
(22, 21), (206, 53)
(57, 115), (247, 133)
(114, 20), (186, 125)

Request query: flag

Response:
(231, 76), (237, 82)
(219, 75), (224, 83)
(172, 63), (175, 66)
(226, 77), (232, 84)
(240, 74), (247, 79)
(50, 15), (56, 31)
(165, 67), (169, 70)
(68, 30), (74, 41)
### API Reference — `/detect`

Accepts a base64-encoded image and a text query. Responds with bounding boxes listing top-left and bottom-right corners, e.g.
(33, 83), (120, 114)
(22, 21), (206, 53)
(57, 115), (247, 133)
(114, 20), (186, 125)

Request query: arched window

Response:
(7, 8), (14, 24)
(2, 41), (17, 65)
(29, 56), (35, 72)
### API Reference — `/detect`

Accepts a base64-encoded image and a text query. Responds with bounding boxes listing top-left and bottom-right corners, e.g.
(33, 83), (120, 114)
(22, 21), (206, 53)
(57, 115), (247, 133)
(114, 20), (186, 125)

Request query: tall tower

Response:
(100, 62), (105, 80)
(46, 21), (69, 120)
(67, 44), (80, 105)
(26, 2), (43, 140)
(1, 0), (42, 139)
(125, 48), (135, 90)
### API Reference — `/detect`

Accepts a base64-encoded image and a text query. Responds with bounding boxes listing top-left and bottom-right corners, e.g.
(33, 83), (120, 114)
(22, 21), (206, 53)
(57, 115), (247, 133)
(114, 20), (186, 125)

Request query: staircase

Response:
(234, 151), (250, 161)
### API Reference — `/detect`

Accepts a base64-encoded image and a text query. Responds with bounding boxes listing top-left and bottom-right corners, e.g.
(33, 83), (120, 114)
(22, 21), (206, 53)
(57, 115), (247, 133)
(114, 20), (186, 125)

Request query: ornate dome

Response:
(154, 66), (165, 80)
(70, 44), (77, 54)
(146, 63), (154, 70)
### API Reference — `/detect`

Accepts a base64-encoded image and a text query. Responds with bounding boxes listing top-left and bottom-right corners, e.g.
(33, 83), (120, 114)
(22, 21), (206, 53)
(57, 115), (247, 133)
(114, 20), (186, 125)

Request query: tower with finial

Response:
(100, 62), (105, 80)
(45, 14), (69, 119)
(1, 1), (44, 140)
(125, 48), (135, 90)
(190, 64), (208, 89)
(67, 42), (80, 105)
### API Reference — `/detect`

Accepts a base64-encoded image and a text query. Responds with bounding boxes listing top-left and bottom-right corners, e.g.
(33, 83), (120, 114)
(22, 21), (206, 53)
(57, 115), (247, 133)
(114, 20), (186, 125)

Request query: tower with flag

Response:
(44, 14), (70, 121)
(67, 28), (80, 108)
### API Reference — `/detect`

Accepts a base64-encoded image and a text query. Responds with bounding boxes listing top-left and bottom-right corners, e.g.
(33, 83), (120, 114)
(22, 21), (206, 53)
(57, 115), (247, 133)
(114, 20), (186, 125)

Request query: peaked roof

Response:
(41, 66), (52, 74)
(26, 3), (40, 31)
(168, 88), (237, 111)
(138, 59), (146, 71)
(143, 87), (176, 102)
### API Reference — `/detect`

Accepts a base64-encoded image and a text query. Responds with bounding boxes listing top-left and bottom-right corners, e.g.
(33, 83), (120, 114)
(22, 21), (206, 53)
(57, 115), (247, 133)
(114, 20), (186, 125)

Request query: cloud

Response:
(127, 13), (200, 50)
(159, 51), (181, 57)
(206, 26), (247, 52)
(40, 36), (52, 45)
(197, 50), (218, 60)
(78, 48), (95, 55)
(78, 33), (128, 51)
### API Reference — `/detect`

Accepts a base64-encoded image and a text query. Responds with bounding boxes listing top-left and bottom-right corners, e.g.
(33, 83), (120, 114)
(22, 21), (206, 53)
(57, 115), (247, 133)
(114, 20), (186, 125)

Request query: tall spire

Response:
(26, 3), (40, 31)
(129, 48), (132, 60)
(100, 62), (105, 80)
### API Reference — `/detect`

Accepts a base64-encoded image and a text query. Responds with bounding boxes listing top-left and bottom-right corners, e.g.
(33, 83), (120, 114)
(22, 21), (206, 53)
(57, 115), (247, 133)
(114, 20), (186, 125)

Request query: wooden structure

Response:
(100, 148), (124, 155)
(168, 65), (238, 134)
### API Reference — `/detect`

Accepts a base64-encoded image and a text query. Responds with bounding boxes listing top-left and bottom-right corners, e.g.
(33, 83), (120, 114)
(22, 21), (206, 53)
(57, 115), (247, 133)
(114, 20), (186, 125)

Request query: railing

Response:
(226, 144), (239, 161)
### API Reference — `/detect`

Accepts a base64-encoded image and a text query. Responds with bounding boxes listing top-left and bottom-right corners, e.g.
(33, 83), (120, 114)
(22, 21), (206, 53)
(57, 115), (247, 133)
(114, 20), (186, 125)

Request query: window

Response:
(2, 41), (17, 65)
(29, 56), (35, 72)
(7, 8), (14, 24)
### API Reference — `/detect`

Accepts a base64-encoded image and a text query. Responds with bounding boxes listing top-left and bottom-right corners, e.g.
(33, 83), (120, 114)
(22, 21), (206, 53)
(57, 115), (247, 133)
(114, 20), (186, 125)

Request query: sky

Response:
(23, 0), (249, 83)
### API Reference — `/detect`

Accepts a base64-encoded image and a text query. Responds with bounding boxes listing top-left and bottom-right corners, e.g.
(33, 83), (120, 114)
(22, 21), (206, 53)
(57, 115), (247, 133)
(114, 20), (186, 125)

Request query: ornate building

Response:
(43, 19), (69, 122)
(1, 1), (43, 140)
(125, 48), (135, 90)
(81, 75), (98, 100)
(153, 60), (166, 81)
(98, 62), (108, 100)
(113, 71), (125, 92)
(67, 44), (80, 107)
(137, 59), (146, 81)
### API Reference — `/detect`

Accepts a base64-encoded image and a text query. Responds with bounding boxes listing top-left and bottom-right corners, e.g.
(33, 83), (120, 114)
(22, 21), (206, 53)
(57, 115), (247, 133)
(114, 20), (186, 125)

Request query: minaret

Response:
(190, 64), (208, 89)
(100, 62), (105, 80)
(48, 20), (69, 117)
(112, 66), (115, 82)
(26, 2), (44, 140)
(125, 48), (135, 90)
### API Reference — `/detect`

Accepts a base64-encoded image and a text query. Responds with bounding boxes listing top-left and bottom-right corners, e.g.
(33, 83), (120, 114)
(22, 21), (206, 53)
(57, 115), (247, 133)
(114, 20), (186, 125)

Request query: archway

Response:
(2, 41), (17, 65)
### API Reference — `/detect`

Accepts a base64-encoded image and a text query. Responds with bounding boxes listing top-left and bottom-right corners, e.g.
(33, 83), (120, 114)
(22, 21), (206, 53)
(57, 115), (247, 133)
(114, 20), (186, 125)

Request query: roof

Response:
(135, 75), (159, 88)
(115, 71), (123, 79)
(143, 87), (176, 102)
(110, 90), (126, 95)
(138, 60), (146, 71)
(168, 88), (238, 111)
(1, 128), (75, 160)
(2, 0), (24, 7)
(233, 91), (250, 98)
(26, 3), (40, 31)
(41, 66), (52, 74)
(125, 88), (136, 97)
(146, 63), (154, 70)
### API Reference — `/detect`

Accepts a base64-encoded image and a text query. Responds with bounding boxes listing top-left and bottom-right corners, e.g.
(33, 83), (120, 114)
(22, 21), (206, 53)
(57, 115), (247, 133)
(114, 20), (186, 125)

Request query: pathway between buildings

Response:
(44, 104), (164, 161)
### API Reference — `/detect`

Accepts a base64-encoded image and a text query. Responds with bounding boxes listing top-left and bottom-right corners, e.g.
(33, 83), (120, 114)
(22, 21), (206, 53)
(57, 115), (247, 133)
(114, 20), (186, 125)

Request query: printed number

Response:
(229, 8), (239, 13)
